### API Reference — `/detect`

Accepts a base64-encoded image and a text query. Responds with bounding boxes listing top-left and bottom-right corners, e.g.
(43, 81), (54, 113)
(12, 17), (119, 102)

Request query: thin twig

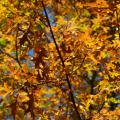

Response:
(115, 9), (120, 39)
(73, 54), (87, 72)
(15, 24), (22, 68)
(41, 1), (82, 120)
(0, 48), (16, 60)
(0, 48), (22, 68)
(97, 101), (105, 113)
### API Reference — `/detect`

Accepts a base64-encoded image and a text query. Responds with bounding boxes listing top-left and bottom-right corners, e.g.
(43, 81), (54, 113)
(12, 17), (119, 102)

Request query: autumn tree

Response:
(0, 0), (120, 120)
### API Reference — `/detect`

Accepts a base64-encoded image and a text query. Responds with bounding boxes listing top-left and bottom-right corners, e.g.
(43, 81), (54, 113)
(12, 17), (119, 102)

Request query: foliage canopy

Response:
(0, 0), (120, 120)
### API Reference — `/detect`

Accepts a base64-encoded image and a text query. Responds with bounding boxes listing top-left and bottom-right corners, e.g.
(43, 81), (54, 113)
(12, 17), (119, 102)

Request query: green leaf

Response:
(83, 10), (91, 17)
(0, 19), (7, 28)
(108, 98), (120, 104)
(92, 23), (100, 31)
(0, 38), (7, 46)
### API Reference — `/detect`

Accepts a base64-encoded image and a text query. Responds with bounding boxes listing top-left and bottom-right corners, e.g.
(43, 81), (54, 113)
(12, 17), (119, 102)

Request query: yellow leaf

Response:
(88, 54), (98, 64)
(65, 61), (71, 66)
(18, 91), (29, 102)
(55, 111), (59, 116)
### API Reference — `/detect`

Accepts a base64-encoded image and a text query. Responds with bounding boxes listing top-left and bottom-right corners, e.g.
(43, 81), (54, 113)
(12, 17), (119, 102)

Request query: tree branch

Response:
(97, 101), (105, 113)
(114, 0), (120, 40)
(0, 48), (22, 68)
(15, 24), (22, 68)
(41, 1), (82, 120)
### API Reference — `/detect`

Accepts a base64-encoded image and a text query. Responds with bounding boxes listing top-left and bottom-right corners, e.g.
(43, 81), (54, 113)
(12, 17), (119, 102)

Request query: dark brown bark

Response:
(41, 1), (82, 120)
